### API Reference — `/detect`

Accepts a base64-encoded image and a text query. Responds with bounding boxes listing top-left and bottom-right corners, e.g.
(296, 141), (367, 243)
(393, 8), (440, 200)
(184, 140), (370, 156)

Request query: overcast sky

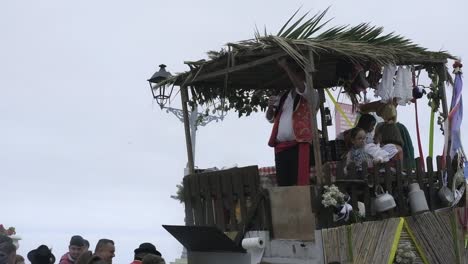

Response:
(1, 0), (467, 263)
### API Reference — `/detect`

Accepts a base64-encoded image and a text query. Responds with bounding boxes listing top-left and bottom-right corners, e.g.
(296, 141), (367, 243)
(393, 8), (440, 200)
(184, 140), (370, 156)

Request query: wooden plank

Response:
(183, 176), (194, 225)
(436, 156), (444, 188)
(200, 175), (214, 226)
(210, 173), (225, 230)
(268, 186), (315, 241)
(245, 167), (262, 229)
(188, 52), (286, 83)
(234, 171), (247, 228)
(415, 157), (424, 188)
(395, 160), (406, 215)
(426, 156), (436, 210)
(383, 163), (394, 216)
(324, 162), (332, 185)
(199, 175), (208, 226)
(446, 155), (454, 189)
(373, 163), (380, 186)
(190, 174), (205, 225)
(347, 162), (356, 180)
(233, 191), (265, 246)
(318, 89), (329, 142)
(335, 160), (346, 181)
(221, 171), (236, 231)
(338, 226), (349, 263)
(307, 47), (323, 184)
(263, 190), (273, 232)
(363, 184), (371, 220)
(227, 170), (239, 231)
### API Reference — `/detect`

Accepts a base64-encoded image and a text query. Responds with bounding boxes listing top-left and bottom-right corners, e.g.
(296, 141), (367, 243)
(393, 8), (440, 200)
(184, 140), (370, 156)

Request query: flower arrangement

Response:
(394, 242), (417, 264)
(0, 225), (16, 236)
(321, 185), (346, 208)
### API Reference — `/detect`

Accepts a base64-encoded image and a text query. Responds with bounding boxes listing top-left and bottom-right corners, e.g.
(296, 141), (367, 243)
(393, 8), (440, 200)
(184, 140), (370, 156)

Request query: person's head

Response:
(87, 255), (107, 264)
(74, 251), (92, 264)
(27, 245), (55, 264)
(349, 127), (366, 148)
(69, 236), (85, 260)
(142, 254), (165, 264)
(15, 254), (24, 264)
(0, 235), (16, 264)
(134, 243), (161, 261)
(94, 239), (115, 264)
(83, 240), (90, 253)
(356, 114), (376, 133)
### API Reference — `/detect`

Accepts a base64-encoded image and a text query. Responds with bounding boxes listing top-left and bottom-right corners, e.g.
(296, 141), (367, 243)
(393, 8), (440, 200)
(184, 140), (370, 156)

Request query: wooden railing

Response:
(183, 156), (464, 233)
(317, 155), (462, 228)
(183, 166), (271, 235)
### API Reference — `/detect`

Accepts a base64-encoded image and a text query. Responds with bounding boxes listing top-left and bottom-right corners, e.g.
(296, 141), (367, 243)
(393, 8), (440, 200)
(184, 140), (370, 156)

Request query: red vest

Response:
(268, 93), (313, 146)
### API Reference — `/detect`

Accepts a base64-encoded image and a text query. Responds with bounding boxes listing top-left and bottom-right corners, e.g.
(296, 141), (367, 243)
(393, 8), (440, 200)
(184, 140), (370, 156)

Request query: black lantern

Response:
(148, 64), (173, 108)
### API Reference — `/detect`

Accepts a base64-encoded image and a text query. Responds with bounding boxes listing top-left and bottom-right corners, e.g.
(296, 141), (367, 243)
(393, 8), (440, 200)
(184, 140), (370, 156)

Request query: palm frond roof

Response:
(156, 9), (455, 116)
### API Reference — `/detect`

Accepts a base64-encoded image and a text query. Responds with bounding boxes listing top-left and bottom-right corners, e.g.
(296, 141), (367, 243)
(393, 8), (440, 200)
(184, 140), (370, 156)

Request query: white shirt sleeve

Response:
(296, 82), (319, 111)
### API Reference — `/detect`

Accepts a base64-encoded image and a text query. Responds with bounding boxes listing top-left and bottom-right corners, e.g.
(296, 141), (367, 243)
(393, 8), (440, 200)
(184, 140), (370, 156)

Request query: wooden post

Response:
(305, 48), (323, 185)
(437, 64), (451, 157)
(318, 89), (329, 142)
(180, 85), (195, 175)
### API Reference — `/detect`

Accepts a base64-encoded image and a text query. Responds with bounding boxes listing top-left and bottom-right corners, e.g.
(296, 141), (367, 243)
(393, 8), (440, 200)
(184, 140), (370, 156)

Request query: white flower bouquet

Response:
(321, 185), (346, 208)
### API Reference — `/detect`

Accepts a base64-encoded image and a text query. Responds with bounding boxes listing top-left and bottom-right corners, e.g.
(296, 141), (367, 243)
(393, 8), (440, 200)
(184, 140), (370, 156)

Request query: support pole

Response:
(306, 48), (323, 185)
(318, 89), (329, 142)
(437, 64), (451, 159)
(180, 85), (195, 175)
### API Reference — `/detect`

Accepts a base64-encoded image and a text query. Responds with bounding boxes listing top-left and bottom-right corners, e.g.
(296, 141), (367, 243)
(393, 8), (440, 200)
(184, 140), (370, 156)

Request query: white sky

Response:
(1, 0), (467, 263)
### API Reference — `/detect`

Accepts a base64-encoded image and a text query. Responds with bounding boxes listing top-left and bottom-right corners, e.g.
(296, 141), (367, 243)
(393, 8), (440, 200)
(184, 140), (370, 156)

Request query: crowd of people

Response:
(0, 235), (166, 264)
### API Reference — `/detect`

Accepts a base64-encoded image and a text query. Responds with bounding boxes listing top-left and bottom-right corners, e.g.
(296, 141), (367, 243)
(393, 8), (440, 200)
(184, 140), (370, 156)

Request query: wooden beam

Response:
(318, 89), (329, 142)
(437, 64), (451, 158)
(180, 85), (195, 174)
(188, 52), (287, 84)
(306, 48), (323, 185)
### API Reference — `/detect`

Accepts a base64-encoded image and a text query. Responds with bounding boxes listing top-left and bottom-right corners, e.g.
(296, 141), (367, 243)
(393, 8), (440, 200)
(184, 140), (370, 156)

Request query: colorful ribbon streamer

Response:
(325, 89), (353, 127)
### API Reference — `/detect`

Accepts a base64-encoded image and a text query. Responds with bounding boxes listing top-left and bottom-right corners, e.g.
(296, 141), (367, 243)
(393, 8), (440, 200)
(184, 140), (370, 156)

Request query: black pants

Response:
(275, 145), (299, 186)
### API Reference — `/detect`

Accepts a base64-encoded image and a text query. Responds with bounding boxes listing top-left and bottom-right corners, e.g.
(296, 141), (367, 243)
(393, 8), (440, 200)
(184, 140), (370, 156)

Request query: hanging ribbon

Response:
(412, 70), (425, 168)
(325, 89), (353, 127)
(403, 220), (430, 264)
(333, 196), (353, 222)
(388, 218), (405, 264)
(415, 101), (425, 167)
(429, 110), (435, 157)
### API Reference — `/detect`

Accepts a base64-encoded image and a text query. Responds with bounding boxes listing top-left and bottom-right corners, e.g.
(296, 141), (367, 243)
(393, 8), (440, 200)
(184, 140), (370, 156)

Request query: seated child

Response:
(374, 121), (404, 161)
(346, 127), (373, 171)
(346, 127), (400, 174)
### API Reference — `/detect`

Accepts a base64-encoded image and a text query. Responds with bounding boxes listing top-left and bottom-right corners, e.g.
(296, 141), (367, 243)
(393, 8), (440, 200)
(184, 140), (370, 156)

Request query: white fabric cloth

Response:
(365, 132), (374, 144)
(375, 64), (396, 103)
(375, 64), (413, 105)
(364, 143), (398, 163)
(276, 84), (318, 142)
(393, 66), (413, 105)
(276, 92), (295, 142)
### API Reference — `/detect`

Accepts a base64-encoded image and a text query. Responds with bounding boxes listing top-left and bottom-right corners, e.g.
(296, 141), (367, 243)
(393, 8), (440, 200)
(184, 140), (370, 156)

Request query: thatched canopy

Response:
(157, 9), (455, 117)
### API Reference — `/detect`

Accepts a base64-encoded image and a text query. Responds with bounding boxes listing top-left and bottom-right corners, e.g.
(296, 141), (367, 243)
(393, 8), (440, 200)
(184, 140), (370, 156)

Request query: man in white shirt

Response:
(266, 58), (319, 186)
